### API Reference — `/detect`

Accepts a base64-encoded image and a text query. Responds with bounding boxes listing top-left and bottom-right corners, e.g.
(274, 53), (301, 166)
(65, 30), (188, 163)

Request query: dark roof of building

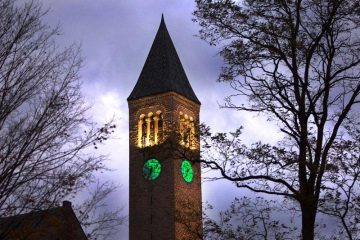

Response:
(0, 201), (88, 240)
(128, 15), (200, 104)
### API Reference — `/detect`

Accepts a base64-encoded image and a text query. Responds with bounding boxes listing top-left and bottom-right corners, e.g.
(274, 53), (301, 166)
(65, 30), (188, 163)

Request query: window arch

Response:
(179, 112), (195, 149)
(137, 111), (164, 147)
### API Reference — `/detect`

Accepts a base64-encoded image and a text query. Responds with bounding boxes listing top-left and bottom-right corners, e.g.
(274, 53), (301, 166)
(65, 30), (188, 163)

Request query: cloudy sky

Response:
(37, 0), (282, 238)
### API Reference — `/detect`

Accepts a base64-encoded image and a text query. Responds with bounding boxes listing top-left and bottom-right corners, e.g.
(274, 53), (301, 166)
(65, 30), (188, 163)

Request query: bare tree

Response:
(203, 197), (299, 240)
(318, 124), (360, 239)
(76, 181), (126, 240)
(194, 0), (360, 239)
(0, 0), (123, 238)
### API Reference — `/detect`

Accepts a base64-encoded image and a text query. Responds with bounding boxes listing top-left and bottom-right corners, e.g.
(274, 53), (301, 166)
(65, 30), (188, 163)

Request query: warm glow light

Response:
(137, 111), (163, 147)
(179, 112), (195, 149)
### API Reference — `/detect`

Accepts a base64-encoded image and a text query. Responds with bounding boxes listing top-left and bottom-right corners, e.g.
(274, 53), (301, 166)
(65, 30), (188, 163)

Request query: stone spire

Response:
(128, 15), (200, 104)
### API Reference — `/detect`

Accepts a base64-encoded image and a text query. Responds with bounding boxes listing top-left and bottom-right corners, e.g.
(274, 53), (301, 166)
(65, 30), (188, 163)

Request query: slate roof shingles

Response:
(128, 15), (200, 104)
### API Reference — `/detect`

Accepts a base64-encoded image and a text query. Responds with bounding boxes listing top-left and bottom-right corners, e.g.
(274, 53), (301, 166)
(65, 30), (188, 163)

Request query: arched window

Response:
(179, 112), (195, 148)
(153, 110), (163, 145)
(157, 112), (163, 143)
(137, 111), (164, 147)
(138, 114), (145, 147)
(145, 112), (153, 146)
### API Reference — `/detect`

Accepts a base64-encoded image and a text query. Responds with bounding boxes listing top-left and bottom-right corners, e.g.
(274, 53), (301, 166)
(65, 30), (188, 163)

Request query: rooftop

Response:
(128, 15), (200, 104)
(0, 201), (88, 240)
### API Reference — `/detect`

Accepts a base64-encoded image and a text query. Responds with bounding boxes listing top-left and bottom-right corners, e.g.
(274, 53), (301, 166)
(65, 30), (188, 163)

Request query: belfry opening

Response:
(137, 111), (164, 147)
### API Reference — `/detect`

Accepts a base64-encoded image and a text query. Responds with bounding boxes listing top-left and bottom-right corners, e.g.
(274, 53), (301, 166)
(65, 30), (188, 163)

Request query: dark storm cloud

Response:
(41, 0), (222, 97)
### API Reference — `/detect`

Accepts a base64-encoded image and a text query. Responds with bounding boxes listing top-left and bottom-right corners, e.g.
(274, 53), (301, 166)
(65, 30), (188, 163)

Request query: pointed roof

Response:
(128, 15), (200, 104)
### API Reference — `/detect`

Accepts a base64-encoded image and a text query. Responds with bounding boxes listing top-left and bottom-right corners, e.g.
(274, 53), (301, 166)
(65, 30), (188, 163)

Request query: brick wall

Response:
(128, 92), (202, 240)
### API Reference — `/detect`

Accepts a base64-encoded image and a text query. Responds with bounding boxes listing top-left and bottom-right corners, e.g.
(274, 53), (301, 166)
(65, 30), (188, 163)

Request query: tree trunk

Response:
(301, 202), (316, 240)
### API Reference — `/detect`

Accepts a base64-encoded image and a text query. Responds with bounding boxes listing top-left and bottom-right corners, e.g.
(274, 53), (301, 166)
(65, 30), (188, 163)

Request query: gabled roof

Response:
(0, 201), (88, 240)
(128, 15), (200, 104)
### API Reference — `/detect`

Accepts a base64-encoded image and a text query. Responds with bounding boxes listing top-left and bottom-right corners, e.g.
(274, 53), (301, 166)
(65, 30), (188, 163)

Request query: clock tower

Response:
(127, 16), (202, 240)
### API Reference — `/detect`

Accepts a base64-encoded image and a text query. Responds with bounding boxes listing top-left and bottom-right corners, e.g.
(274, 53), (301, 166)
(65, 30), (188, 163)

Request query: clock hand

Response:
(185, 169), (189, 179)
(149, 167), (153, 179)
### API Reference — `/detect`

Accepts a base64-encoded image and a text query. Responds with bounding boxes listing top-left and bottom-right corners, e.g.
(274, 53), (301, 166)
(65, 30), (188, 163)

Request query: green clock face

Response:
(143, 158), (161, 180)
(181, 159), (193, 183)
